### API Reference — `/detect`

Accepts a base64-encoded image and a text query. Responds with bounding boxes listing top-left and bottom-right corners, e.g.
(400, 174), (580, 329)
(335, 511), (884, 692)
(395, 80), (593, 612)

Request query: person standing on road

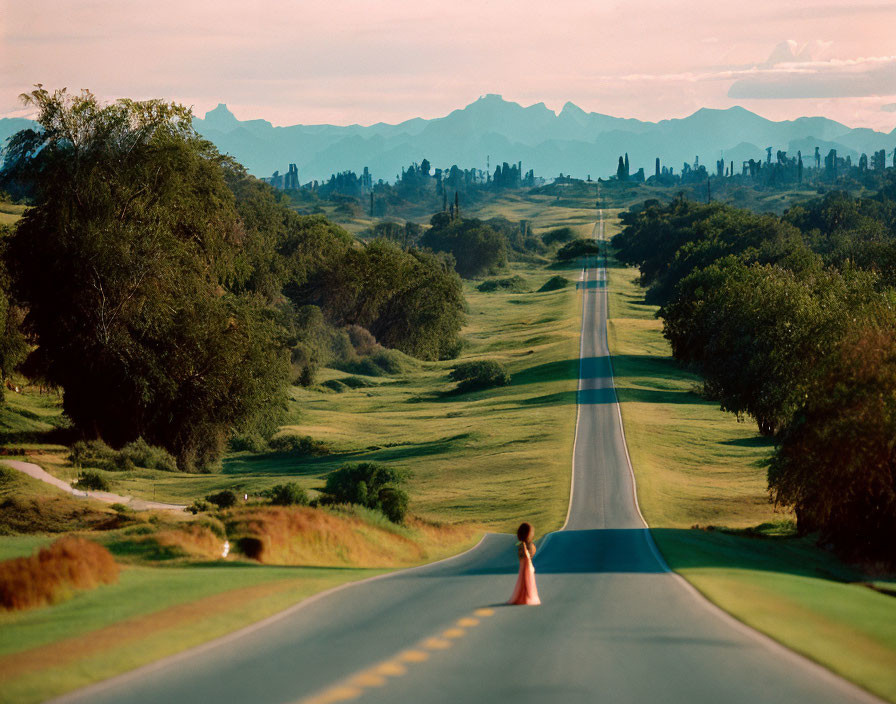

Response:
(508, 522), (541, 605)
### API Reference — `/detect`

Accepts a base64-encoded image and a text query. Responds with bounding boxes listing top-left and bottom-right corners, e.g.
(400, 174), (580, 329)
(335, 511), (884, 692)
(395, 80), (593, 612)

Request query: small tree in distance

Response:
(320, 463), (410, 523)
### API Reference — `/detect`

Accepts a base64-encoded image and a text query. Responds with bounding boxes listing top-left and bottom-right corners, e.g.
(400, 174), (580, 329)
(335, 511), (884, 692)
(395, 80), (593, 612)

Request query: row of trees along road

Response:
(613, 188), (896, 561)
(0, 88), (465, 471)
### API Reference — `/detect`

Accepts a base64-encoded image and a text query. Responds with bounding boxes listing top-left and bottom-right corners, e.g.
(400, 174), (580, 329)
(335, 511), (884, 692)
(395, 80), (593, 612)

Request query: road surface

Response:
(56, 215), (881, 704)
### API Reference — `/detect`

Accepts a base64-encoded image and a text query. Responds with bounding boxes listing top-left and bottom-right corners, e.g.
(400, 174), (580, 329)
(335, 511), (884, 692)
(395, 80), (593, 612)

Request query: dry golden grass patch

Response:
(0, 537), (119, 611)
(149, 524), (224, 561)
(225, 506), (475, 567)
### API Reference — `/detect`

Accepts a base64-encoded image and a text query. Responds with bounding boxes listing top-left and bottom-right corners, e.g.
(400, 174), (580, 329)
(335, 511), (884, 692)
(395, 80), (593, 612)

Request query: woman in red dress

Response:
(507, 522), (541, 605)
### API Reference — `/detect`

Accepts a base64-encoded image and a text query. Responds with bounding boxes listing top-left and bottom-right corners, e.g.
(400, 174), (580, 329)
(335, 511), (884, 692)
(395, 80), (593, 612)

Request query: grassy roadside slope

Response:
(604, 215), (896, 702)
(0, 465), (479, 704)
(0, 563), (383, 704)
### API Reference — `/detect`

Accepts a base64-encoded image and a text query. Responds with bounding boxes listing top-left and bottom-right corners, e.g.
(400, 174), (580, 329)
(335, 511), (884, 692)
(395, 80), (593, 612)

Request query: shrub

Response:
(68, 441), (90, 468)
(0, 536), (119, 611)
(476, 276), (528, 293)
(336, 348), (411, 377)
(74, 471), (110, 492)
(120, 438), (178, 472)
(378, 486), (409, 524)
(538, 275), (569, 292)
(69, 437), (177, 472)
(320, 462), (410, 523)
(111, 454), (136, 472)
(449, 360), (511, 392)
(269, 434), (331, 456)
(266, 482), (310, 506)
(187, 499), (212, 515)
(556, 239), (601, 260)
(68, 439), (115, 469)
(205, 490), (238, 509)
(228, 433), (270, 453)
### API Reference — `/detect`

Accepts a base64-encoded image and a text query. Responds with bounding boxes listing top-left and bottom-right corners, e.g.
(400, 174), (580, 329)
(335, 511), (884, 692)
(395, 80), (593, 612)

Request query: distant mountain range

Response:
(3, 95), (895, 183)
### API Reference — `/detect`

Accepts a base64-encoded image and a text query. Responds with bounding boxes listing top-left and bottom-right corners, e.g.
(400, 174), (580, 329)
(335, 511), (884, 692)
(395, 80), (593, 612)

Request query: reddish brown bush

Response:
(0, 536), (119, 611)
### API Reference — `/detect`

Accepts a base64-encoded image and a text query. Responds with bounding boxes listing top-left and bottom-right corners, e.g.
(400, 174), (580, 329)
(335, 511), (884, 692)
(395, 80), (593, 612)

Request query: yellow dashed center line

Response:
(297, 608), (495, 703)
(301, 685), (363, 704)
(348, 673), (387, 688)
(398, 649), (430, 663)
(373, 662), (407, 676)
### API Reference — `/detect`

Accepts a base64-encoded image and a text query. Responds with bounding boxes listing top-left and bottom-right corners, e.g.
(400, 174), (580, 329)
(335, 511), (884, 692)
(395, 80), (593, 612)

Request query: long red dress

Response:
(507, 541), (541, 605)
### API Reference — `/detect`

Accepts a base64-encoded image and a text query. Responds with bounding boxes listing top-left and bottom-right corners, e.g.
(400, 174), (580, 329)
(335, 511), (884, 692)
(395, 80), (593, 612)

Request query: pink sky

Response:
(3, 0), (896, 130)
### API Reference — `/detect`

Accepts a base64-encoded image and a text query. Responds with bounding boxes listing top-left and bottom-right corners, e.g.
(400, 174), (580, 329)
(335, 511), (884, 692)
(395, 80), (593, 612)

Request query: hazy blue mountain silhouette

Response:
(0, 118), (37, 152)
(2, 95), (893, 181)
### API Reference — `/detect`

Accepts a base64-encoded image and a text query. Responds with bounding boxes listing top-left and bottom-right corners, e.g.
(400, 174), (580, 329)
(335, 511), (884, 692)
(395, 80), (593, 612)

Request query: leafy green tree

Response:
(4, 87), (290, 470)
(769, 324), (896, 557)
(662, 262), (882, 435)
(420, 213), (506, 278)
(302, 239), (464, 360)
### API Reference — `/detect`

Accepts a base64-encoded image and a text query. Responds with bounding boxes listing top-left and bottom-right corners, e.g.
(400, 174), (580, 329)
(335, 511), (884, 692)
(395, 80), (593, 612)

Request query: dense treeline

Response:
(0, 88), (465, 470)
(271, 157), (540, 220)
(613, 185), (896, 560)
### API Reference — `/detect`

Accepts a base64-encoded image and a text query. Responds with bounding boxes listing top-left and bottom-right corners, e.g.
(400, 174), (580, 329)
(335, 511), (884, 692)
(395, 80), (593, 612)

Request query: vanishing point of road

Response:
(57, 213), (882, 704)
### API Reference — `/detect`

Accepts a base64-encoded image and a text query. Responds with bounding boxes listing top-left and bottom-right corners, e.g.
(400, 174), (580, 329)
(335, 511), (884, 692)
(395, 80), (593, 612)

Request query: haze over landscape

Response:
(3, 0), (896, 130)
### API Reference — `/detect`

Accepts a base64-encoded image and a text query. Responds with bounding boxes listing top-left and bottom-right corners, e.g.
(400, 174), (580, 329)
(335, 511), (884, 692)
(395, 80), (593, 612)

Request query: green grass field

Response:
(604, 218), (896, 703)
(0, 201), (26, 226)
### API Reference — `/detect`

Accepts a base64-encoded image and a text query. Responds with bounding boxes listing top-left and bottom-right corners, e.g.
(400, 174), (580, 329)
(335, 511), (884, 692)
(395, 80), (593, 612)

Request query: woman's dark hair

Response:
(516, 522), (533, 542)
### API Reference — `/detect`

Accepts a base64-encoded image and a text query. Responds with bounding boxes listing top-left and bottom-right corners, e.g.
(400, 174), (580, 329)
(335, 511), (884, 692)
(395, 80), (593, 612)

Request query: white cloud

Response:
(729, 55), (896, 99)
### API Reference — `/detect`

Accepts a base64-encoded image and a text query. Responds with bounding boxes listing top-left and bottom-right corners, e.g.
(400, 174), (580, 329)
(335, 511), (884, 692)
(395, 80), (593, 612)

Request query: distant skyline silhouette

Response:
(3, 0), (895, 130)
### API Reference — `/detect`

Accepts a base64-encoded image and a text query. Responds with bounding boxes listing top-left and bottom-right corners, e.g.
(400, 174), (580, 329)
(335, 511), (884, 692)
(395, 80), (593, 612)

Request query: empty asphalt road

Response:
(57, 217), (882, 704)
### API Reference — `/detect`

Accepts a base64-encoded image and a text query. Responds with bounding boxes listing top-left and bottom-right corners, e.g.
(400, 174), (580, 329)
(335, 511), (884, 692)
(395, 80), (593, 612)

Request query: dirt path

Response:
(1, 459), (186, 511)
